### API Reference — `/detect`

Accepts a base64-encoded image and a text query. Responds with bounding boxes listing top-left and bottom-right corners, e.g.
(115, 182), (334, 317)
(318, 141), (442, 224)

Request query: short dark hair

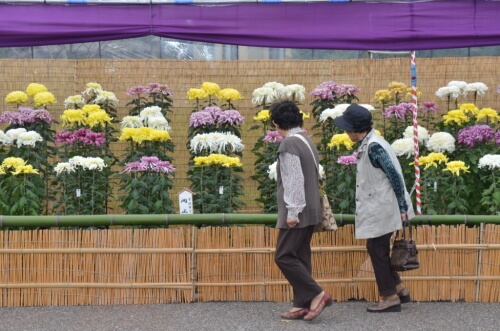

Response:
(270, 100), (303, 131)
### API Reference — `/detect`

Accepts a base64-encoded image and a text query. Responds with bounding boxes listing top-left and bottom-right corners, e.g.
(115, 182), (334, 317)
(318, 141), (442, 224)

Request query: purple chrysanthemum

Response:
(122, 156), (176, 174)
(147, 83), (173, 96)
(189, 111), (215, 127)
(310, 81), (339, 100)
(217, 109), (244, 126)
(338, 152), (358, 165)
(457, 125), (495, 148)
(55, 129), (105, 146)
(419, 101), (439, 114)
(263, 130), (283, 143)
(384, 103), (413, 120)
(0, 107), (53, 126)
(126, 86), (150, 96)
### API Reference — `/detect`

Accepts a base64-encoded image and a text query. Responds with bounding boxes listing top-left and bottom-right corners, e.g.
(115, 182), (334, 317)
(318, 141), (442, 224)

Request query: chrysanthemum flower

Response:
(26, 83), (48, 97)
(64, 95), (85, 109)
(54, 162), (75, 176)
(391, 138), (414, 158)
(217, 88), (243, 101)
(16, 131), (43, 148)
(476, 108), (500, 122)
(426, 132), (456, 153)
(5, 128), (27, 141)
(263, 130), (283, 143)
(33, 91), (57, 108)
(459, 103), (479, 115)
(457, 125), (494, 148)
(94, 90), (119, 106)
(443, 160), (470, 176)
(268, 161), (277, 181)
(465, 82), (488, 96)
(5, 91), (28, 104)
(86, 110), (112, 128)
(478, 154), (500, 170)
(253, 110), (271, 122)
(187, 88), (209, 100)
(338, 152), (358, 165)
(319, 105), (348, 123)
(419, 152), (448, 170)
(12, 165), (39, 175)
(327, 133), (355, 150)
(61, 109), (85, 127)
(403, 125), (429, 144)
(251, 87), (276, 105)
(83, 82), (103, 96)
(1, 157), (26, 169)
(442, 109), (470, 126)
(200, 82), (220, 95)
(121, 116), (143, 129)
(373, 89), (392, 104)
(285, 84), (306, 101)
(216, 109), (244, 126)
(435, 85), (461, 100)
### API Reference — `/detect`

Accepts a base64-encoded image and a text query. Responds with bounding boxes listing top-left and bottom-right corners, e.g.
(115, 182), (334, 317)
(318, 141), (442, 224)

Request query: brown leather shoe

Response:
(303, 292), (333, 321)
(367, 296), (401, 313)
(397, 287), (411, 304)
(280, 308), (309, 320)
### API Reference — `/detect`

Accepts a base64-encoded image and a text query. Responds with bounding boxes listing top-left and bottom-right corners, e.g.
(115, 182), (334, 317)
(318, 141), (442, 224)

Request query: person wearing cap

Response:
(334, 104), (415, 313)
(270, 100), (333, 322)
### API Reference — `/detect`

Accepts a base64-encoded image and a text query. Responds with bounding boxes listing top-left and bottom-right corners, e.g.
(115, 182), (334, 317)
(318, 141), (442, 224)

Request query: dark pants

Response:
(366, 232), (401, 297)
(275, 225), (323, 308)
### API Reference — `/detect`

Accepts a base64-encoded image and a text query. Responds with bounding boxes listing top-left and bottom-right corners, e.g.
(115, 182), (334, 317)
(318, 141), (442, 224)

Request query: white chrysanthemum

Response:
(251, 87), (276, 105)
(54, 162), (75, 176)
(190, 132), (244, 154)
(94, 90), (119, 106)
(478, 154), (500, 170)
(140, 106), (162, 120)
(403, 125), (429, 144)
(319, 164), (325, 179)
(0, 130), (13, 145)
(147, 116), (171, 131)
(426, 132), (456, 154)
(16, 131), (43, 148)
(285, 84), (306, 101)
(436, 85), (461, 100)
(121, 116), (143, 129)
(465, 82), (488, 97)
(64, 95), (85, 109)
(69, 156), (86, 167)
(319, 104), (349, 123)
(268, 161), (277, 181)
(359, 104), (375, 111)
(263, 81), (285, 90)
(81, 157), (107, 171)
(391, 138), (414, 158)
(83, 82), (103, 96)
(6, 128), (27, 141)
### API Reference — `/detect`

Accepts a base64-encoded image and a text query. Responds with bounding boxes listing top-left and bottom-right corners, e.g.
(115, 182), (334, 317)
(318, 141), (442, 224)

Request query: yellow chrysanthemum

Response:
(86, 82), (103, 90)
(388, 81), (407, 94)
(476, 107), (500, 122)
(327, 133), (355, 150)
(443, 160), (470, 176)
(300, 111), (310, 120)
(194, 154), (242, 168)
(147, 129), (171, 142)
(2, 157), (26, 169)
(11, 165), (40, 176)
(419, 152), (448, 170)
(26, 83), (48, 97)
(187, 88), (209, 100)
(0, 167), (6, 175)
(221, 156), (243, 168)
(372, 89), (392, 104)
(33, 91), (57, 108)
(201, 82), (221, 95)
(5, 91), (28, 104)
(217, 88), (243, 101)
(459, 103), (479, 115)
(86, 110), (112, 128)
(61, 109), (86, 127)
(119, 127), (170, 144)
(82, 104), (102, 114)
(253, 110), (270, 122)
(442, 109), (470, 126)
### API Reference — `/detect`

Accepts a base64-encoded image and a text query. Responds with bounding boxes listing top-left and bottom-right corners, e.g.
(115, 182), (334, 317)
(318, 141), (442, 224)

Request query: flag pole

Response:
(410, 50), (421, 215)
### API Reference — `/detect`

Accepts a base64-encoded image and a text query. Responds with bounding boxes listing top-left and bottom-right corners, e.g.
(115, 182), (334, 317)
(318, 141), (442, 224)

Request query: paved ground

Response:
(0, 301), (498, 331)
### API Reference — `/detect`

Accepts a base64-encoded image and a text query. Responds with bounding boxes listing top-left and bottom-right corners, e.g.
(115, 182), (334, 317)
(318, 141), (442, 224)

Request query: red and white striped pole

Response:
(410, 50), (421, 215)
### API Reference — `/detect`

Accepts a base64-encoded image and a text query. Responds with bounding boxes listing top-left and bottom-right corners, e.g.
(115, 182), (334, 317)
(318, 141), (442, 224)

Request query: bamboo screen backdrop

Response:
(0, 57), (499, 306)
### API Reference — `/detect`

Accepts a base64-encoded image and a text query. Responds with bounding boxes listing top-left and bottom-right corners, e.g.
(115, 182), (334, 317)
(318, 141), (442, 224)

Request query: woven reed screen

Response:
(1, 57), (499, 213)
(0, 224), (499, 307)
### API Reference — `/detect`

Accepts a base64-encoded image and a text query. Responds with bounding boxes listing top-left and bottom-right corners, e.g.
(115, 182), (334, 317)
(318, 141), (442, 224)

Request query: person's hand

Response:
(287, 218), (299, 228)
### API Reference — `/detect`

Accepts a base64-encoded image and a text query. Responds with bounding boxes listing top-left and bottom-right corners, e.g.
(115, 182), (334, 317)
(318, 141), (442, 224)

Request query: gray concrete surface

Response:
(0, 301), (498, 331)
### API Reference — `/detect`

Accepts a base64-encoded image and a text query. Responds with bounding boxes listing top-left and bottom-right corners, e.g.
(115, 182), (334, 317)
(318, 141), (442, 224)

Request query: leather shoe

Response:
(303, 292), (333, 321)
(397, 287), (411, 303)
(280, 308), (309, 320)
(367, 296), (401, 313)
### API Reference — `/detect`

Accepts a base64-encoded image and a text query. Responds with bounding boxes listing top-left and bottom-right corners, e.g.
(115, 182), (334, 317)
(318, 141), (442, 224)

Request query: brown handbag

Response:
(390, 220), (419, 271)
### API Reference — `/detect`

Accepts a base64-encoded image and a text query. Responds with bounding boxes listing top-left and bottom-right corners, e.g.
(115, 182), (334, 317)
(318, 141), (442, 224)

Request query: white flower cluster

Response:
(252, 81), (305, 105)
(436, 80), (488, 100)
(54, 156), (107, 175)
(93, 90), (119, 107)
(425, 132), (456, 154)
(478, 154), (500, 170)
(121, 106), (170, 131)
(319, 103), (374, 123)
(403, 125), (429, 144)
(0, 128), (43, 148)
(391, 138), (414, 158)
(190, 132), (244, 154)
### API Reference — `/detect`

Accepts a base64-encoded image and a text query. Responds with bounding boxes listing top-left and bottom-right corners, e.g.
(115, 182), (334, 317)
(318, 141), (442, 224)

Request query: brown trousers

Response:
(274, 225), (322, 308)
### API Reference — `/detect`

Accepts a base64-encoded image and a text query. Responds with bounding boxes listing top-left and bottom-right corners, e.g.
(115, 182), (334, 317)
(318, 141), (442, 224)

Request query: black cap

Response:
(333, 104), (373, 132)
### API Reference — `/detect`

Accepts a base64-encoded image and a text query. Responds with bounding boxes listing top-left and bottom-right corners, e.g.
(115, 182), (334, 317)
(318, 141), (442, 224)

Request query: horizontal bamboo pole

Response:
(1, 244), (500, 254)
(3, 276), (498, 289)
(0, 214), (499, 228)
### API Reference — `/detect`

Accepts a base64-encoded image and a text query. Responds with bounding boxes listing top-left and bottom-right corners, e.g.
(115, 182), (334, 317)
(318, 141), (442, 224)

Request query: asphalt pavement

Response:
(0, 301), (498, 331)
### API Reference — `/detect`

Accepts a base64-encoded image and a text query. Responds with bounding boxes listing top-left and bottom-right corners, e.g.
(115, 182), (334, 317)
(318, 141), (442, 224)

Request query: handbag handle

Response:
(291, 134), (320, 178)
(398, 219), (413, 240)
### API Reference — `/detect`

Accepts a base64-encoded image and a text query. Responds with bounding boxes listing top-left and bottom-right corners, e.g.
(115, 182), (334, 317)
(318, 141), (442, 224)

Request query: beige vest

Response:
(355, 130), (415, 239)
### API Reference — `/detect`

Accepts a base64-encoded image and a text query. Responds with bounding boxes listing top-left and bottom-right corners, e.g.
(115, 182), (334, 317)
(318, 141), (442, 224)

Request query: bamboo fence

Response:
(0, 224), (499, 307)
